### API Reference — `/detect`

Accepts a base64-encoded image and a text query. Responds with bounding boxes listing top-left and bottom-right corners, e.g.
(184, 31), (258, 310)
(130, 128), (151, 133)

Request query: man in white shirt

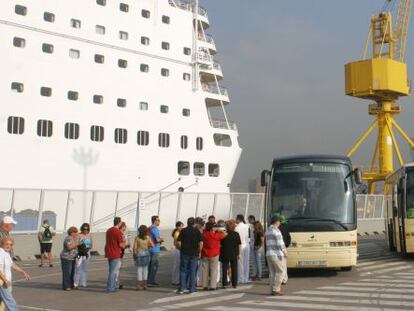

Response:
(235, 214), (250, 284)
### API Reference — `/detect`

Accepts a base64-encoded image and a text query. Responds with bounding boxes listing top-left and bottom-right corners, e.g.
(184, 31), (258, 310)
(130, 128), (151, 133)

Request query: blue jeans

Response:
(254, 249), (263, 278)
(0, 286), (18, 311)
(179, 253), (198, 292)
(61, 258), (75, 290)
(107, 259), (122, 292)
(148, 252), (160, 284)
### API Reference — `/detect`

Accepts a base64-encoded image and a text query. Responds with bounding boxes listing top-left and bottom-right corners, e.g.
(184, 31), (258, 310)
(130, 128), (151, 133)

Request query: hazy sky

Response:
(200, 0), (414, 191)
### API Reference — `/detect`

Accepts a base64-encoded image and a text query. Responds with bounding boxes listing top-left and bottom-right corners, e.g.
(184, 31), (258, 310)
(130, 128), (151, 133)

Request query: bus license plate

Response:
(297, 260), (327, 267)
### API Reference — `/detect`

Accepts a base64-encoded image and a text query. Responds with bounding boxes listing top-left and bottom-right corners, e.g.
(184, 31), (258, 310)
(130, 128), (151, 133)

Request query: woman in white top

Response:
(0, 237), (31, 311)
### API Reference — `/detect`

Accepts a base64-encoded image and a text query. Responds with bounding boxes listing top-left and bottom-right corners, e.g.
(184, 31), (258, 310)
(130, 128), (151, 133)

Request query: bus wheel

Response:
(341, 266), (352, 271)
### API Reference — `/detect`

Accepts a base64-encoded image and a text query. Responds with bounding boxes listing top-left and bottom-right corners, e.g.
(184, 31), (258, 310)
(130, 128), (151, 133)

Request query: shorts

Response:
(40, 243), (52, 254)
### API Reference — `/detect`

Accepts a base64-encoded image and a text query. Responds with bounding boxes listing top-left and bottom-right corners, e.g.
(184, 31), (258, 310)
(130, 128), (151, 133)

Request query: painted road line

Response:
(395, 272), (414, 276)
(151, 286), (252, 304)
(207, 307), (284, 311)
(272, 295), (414, 308)
(20, 306), (63, 311)
(319, 286), (414, 293)
(339, 282), (414, 288)
(357, 258), (400, 267)
(240, 300), (406, 311)
(359, 278), (414, 284)
(358, 261), (405, 271)
(360, 265), (412, 276)
(296, 290), (414, 300)
(139, 294), (244, 311)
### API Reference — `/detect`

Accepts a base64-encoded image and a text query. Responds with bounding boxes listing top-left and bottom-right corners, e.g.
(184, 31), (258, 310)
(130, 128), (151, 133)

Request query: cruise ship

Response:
(0, 0), (242, 195)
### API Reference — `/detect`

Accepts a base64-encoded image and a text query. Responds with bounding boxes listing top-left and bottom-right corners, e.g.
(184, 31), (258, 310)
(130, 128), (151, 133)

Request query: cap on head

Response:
(2, 216), (17, 225)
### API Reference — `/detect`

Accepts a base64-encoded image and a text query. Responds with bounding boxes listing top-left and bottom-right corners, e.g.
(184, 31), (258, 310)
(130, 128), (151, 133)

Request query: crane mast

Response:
(346, 0), (414, 193)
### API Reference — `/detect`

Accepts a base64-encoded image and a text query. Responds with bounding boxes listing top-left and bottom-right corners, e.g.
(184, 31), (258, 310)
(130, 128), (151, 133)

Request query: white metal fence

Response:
(0, 189), (385, 233)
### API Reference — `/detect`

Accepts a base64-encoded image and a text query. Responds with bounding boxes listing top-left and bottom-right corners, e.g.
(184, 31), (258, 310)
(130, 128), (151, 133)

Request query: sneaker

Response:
(271, 291), (284, 296)
(49, 264), (54, 268)
(176, 289), (185, 295)
(119, 285), (124, 290)
(148, 282), (160, 287)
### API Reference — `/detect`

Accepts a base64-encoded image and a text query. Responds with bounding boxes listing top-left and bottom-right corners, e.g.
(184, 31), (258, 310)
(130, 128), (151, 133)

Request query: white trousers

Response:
(172, 249), (180, 285)
(74, 256), (90, 287)
(238, 244), (250, 284)
(137, 265), (149, 281)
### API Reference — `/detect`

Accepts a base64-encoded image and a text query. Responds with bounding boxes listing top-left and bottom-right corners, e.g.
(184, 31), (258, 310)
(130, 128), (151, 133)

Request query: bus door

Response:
(397, 178), (407, 253)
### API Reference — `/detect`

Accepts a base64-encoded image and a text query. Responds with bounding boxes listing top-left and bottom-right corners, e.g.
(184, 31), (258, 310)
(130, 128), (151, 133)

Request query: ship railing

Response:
(213, 61), (222, 71)
(202, 83), (228, 96)
(198, 33), (215, 45)
(197, 52), (214, 64)
(210, 119), (238, 131)
(168, 0), (208, 18)
(0, 189), (386, 235)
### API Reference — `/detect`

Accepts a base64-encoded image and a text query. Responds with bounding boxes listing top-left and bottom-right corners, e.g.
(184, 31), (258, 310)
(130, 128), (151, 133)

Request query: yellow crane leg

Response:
(378, 102), (394, 175)
(347, 119), (378, 158)
(391, 119), (414, 149)
(385, 117), (404, 166)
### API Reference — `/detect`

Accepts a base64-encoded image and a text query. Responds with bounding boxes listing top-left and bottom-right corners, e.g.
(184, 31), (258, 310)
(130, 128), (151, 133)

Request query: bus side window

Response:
(397, 179), (405, 218)
(393, 184), (398, 217)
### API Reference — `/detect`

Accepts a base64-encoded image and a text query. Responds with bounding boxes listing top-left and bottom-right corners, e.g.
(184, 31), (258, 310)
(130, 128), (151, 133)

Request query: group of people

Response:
(171, 214), (291, 296)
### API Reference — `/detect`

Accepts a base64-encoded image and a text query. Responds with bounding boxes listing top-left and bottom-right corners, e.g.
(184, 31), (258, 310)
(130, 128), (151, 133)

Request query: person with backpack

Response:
(38, 219), (56, 268)
(74, 223), (93, 289)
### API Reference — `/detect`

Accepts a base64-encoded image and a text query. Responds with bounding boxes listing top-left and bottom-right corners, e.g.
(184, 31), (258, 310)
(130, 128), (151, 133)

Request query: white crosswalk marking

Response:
(319, 285), (414, 293)
(358, 261), (406, 271)
(360, 278), (414, 284)
(340, 282), (414, 288)
(357, 258), (399, 267)
(360, 265), (412, 276)
(296, 289), (414, 300)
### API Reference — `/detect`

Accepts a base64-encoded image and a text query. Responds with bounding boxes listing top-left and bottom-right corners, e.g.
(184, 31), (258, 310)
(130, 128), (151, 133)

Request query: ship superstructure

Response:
(0, 0), (241, 193)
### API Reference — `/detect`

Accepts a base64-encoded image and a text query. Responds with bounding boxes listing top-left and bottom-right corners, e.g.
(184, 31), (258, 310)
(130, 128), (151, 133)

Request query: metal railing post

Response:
(135, 192), (141, 230)
(114, 192), (119, 217)
(176, 192), (183, 222)
(64, 191), (71, 231)
(157, 192), (163, 216)
(36, 190), (45, 229)
(89, 192), (96, 224)
(10, 189), (15, 217)
(212, 194), (217, 216)
(244, 193), (250, 219)
(228, 194), (233, 219)
(362, 195), (368, 219)
(259, 194), (265, 224)
(195, 193), (200, 217)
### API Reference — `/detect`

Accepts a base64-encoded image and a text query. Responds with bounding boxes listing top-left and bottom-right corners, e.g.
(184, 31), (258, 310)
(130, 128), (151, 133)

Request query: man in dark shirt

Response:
(220, 220), (241, 288)
(176, 217), (203, 294)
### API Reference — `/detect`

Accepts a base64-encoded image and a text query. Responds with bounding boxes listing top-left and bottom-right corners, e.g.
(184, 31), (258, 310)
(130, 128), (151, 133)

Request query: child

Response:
(133, 225), (154, 290)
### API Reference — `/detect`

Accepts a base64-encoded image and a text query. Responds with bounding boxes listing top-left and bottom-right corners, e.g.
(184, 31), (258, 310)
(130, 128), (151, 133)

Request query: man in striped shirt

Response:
(265, 215), (287, 296)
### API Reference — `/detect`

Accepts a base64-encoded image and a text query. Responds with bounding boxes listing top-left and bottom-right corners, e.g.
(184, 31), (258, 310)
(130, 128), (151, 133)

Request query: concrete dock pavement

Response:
(11, 235), (414, 311)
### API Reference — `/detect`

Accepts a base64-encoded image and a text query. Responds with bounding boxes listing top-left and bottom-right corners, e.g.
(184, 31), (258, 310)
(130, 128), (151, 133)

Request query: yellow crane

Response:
(346, 0), (414, 193)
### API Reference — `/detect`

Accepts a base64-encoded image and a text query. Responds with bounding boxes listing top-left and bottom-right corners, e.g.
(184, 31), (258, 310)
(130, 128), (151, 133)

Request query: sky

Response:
(200, 0), (414, 191)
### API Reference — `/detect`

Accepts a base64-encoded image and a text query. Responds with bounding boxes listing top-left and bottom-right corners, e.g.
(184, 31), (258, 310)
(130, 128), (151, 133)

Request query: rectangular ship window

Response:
(183, 73), (191, 81)
(183, 47), (191, 55)
(94, 54), (105, 64)
(42, 43), (54, 54)
(142, 10), (150, 18)
(196, 137), (203, 151)
(158, 133), (170, 148)
(64, 123), (80, 140)
(180, 135), (188, 149)
(140, 64), (149, 73)
(214, 133), (232, 147)
(208, 164), (220, 177)
(69, 49), (80, 59)
(40, 87), (52, 97)
(120, 3), (129, 12)
(70, 18), (81, 29)
(119, 31), (128, 40)
(117, 98), (127, 107)
(160, 105), (169, 113)
(139, 102), (148, 111)
(161, 68), (170, 77)
(13, 37), (25, 48)
(178, 161), (190, 176)
(118, 59), (128, 68)
(162, 42), (170, 50)
(96, 0), (106, 6)
(7, 116), (24, 135)
(11, 82), (24, 93)
(137, 131), (149, 146)
(37, 120), (53, 137)
(194, 162), (205, 176)
(93, 95), (103, 104)
(44, 12), (55, 22)
(68, 91), (79, 101)
(162, 15), (170, 24)
(90, 125), (104, 142)
(114, 128), (128, 144)
(96, 25), (106, 35)
(141, 37), (150, 46)
(182, 109), (190, 117)
(15, 5), (27, 16)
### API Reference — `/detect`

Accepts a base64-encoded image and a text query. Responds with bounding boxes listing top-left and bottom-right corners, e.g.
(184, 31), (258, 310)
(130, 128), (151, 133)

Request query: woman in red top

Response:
(201, 222), (227, 290)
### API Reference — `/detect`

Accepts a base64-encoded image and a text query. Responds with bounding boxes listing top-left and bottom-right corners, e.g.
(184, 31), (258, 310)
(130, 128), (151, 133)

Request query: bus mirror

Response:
(261, 170), (270, 187)
(354, 168), (363, 185)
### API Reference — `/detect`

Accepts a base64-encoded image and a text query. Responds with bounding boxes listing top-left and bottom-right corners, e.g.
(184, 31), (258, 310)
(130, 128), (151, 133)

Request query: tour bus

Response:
(384, 164), (414, 255)
(261, 155), (362, 270)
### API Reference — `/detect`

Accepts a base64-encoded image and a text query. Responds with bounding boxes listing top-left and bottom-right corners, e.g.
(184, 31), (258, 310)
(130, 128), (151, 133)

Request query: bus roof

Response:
(272, 154), (351, 166)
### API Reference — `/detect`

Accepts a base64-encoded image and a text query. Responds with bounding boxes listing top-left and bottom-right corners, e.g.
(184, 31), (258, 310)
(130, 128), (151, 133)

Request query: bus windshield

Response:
(271, 162), (355, 229)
